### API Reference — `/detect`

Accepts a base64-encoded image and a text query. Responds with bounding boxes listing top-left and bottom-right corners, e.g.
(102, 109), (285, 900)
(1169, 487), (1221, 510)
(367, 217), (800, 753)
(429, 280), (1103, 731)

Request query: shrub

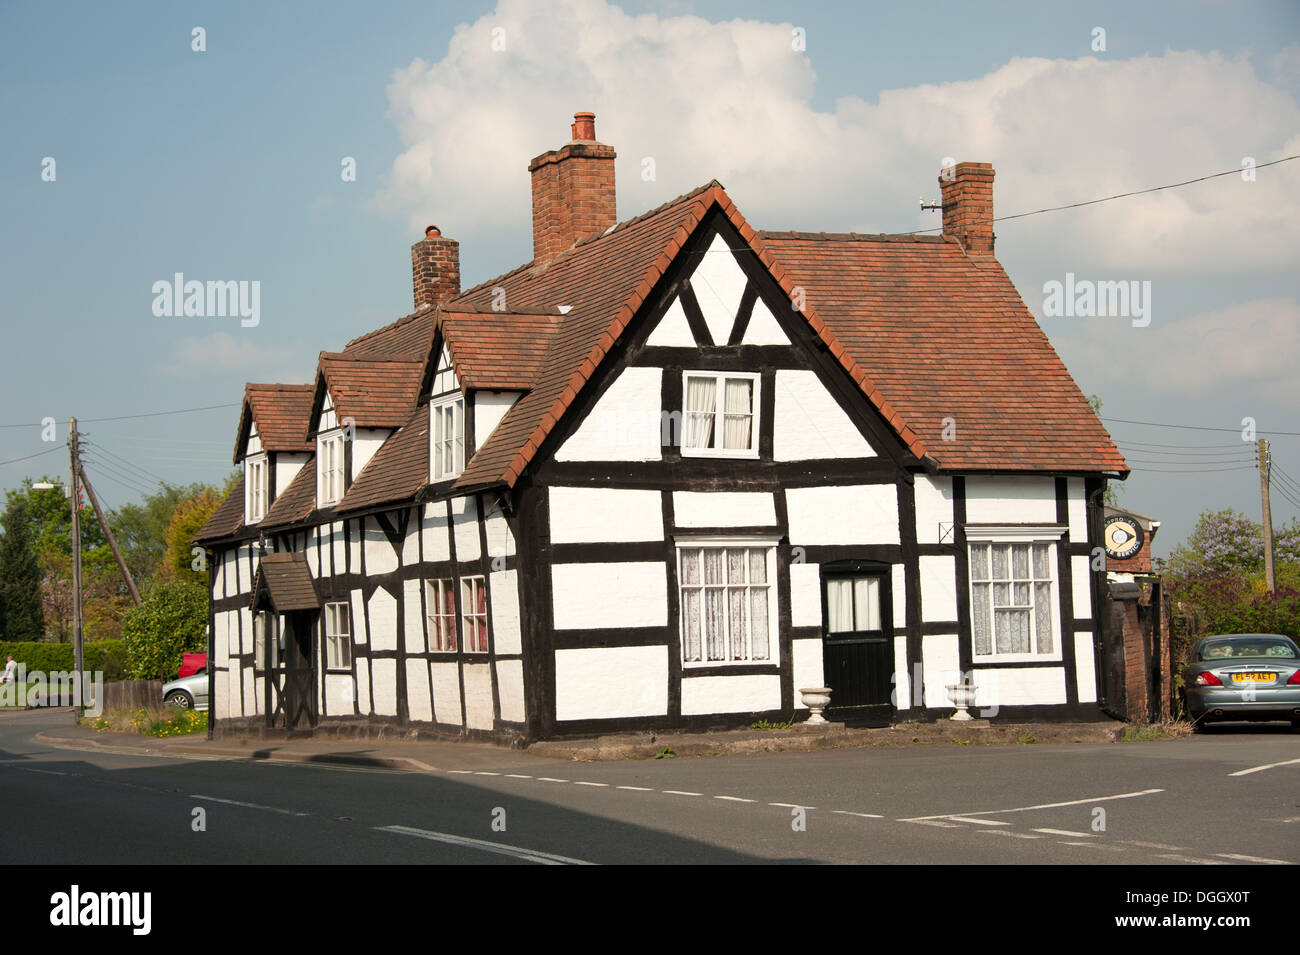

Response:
(0, 639), (126, 681)
(121, 581), (208, 680)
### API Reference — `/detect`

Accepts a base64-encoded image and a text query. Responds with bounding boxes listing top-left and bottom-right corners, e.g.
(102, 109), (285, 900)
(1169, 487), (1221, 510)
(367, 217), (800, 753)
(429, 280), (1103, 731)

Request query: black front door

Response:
(821, 562), (893, 724)
(282, 610), (318, 730)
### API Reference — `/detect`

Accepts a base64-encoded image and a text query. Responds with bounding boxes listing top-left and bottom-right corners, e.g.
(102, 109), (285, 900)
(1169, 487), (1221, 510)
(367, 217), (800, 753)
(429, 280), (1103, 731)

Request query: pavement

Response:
(33, 706), (1137, 771)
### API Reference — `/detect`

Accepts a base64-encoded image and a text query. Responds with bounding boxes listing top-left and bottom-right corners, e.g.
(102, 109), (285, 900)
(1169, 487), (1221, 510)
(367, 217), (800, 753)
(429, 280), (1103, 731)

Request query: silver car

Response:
(1180, 634), (1300, 732)
(161, 670), (209, 712)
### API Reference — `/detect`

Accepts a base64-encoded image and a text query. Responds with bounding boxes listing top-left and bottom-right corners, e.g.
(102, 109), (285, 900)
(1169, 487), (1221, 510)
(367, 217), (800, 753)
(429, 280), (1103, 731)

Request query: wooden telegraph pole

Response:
(69, 418), (84, 685)
(78, 465), (142, 606)
(1259, 438), (1275, 594)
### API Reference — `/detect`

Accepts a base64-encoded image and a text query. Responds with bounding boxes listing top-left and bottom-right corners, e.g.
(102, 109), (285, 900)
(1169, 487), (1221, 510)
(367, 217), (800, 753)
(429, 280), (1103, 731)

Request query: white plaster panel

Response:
(490, 569), (522, 656)
(351, 429), (387, 481)
(1067, 478), (1088, 540)
(555, 646), (668, 721)
(1075, 631), (1098, 703)
(211, 555), (224, 601)
(681, 674), (781, 715)
(350, 589), (366, 644)
(367, 587), (397, 652)
(964, 477), (1057, 524)
(423, 503), (450, 564)
(246, 429), (262, 455)
(672, 491), (776, 528)
(789, 561), (822, 627)
(403, 579), (426, 653)
(212, 611), (229, 668)
(355, 658), (371, 713)
(345, 519), (360, 573)
(496, 660), (526, 723)
(971, 667), (1068, 708)
(463, 663), (494, 730)
(484, 503), (516, 558)
(893, 635), (912, 710)
(773, 370), (876, 461)
(451, 495), (481, 563)
(892, 564), (906, 630)
(551, 562), (667, 630)
(406, 659), (433, 723)
(689, 234), (747, 345)
(1072, 555), (1093, 619)
(370, 658), (397, 716)
(224, 668), (239, 719)
(921, 633), (961, 709)
(791, 638), (824, 707)
(238, 607), (253, 656)
(786, 485), (899, 545)
(741, 298), (789, 346)
(331, 521), (345, 577)
(474, 391), (521, 448)
(920, 555), (958, 623)
(914, 475), (955, 545)
(363, 521), (398, 576)
(431, 662), (462, 726)
(306, 531), (319, 576)
(550, 487), (663, 543)
(275, 453), (308, 496)
(645, 296), (695, 347)
(555, 366), (663, 462)
(324, 673), (354, 716)
(401, 505), (420, 566)
(253, 676), (264, 716)
(242, 667), (255, 718)
(237, 545), (251, 592)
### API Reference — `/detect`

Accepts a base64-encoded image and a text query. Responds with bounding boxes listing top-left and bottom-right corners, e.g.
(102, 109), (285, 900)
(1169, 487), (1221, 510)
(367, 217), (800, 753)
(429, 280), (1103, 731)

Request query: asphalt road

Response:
(2, 710), (1296, 865)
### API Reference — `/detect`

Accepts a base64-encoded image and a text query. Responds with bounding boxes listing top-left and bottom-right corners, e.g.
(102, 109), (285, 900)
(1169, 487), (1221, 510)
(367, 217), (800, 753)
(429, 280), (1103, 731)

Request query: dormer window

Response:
(431, 395), (465, 481)
(248, 456), (268, 522)
(317, 391), (345, 506)
(682, 372), (759, 457)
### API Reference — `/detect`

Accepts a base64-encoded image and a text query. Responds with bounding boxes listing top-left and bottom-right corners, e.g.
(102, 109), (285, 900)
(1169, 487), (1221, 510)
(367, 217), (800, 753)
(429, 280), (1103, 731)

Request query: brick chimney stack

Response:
(411, 225), (460, 311)
(528, 111), (617, 263)
(940, 162), (995, 254)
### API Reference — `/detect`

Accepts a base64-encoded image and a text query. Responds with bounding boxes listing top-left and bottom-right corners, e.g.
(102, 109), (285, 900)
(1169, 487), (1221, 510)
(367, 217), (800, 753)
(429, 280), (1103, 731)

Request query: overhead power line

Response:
(0, 401), (239, 430)
(0, 445), (64, 468)
(1106, 416), (1300, 437)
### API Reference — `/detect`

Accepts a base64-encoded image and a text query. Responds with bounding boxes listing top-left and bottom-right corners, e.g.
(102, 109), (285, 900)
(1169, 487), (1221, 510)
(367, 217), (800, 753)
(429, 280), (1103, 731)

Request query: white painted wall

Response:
(919, 555), (958, 623)
(964, 476), (1057, 524)
(971, 667), (1068, 708)
(355, 657), (371, 713)
(367, 587), (397, 653)
(551, 562), (667, 629)
(773, 370), (875, 461)
(323, 673), (354, 716)
(451, 496), (480, 562)
(431, 662), (461, 725)
(474, 391), (521, 448)
(555, 366), (663, 462)
(490, 569), (522, 655)
(275, 453), (309, 496)
(422, 503), (450, 563)
(496, 660), (526, 723)
(1075, 632), (1098, 703)
(673, 491), (776, 528)
(463, 663), (494, 730)
(741, 299), (788, 346)
(786, 485), (899, 545)
(403, 579), (425, 653)
(484, 501), (516, 558)
(352, 428), (388, 481)
(549, 486), (663, 543)
(921, 633), (961, 708)
(371, 658), (397, 716)
(645, 297), (695, 347)
(364, 522), (398, 576)
(689, 233), (747, 345)
(789, 561), (822, 627)
(405, 660), (433, 722)
(681, 674), (781, 715)
(349, 588), (366, 645)
(893, 635), (911, 709)
(1067, 478), (1088, 540)
(401, 506), (420, 566)
(554, 646), (668, 720)
(791, 638), (824, 707)
(914, 476), (954, 545)
(330, 521), (345, 578)
(1072, 555), (1093, 620)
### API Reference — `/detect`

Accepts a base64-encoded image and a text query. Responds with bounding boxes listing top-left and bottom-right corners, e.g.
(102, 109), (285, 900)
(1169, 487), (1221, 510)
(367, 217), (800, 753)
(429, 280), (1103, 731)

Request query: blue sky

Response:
(2, 0), (1297, 553)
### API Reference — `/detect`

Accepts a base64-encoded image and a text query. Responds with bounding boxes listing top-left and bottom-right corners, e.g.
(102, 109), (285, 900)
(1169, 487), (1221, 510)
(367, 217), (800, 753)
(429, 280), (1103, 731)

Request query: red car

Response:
(178, 652), (207, 679)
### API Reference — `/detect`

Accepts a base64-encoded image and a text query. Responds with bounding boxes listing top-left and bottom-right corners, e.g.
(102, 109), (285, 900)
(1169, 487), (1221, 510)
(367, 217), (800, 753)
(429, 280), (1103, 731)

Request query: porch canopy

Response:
(250, 552), (319, 613)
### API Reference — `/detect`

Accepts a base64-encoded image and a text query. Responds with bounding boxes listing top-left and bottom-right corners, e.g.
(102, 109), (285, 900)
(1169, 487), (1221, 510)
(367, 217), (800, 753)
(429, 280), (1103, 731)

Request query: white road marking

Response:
(1034, 828), (1093, 837)
(715, 795), (755, 803)
(769, 802), (815, 809)
(21, 768), (67, 776)
(901, 788), (1163, 822)
(1060, 841), (1124, 851)
(536, 777), (569, 783)
(473, 771), (500, 776)
(947, 816), (1009, 826)
(1157, 853), (1230, 865)
(1124, 840), (1188, 851)
(446, 770), (473, 774)
(979, 830), (1041, 839)
(192, 794), (311, 817)
(907, 819), (962, 828)
(1228, 757), (1300, 777)
(504, 774), (533, 779)
(378, 825), (595, 865)
(1214, 853), (1293, 865)
(617, 785), (652, 791)
(663, 790), (702, 796)
(573, 781), (608, 788)
(832, 810), (883, 818)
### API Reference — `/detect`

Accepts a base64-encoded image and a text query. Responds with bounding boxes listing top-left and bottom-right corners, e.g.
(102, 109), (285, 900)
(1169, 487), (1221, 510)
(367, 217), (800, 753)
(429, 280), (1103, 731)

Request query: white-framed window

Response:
(323, 602), (351, 671)
(681, 372), (759, 457)
(430, 395), (465, 481)
(254, 611), (282, 669)
(461, 576), (488, 653)
(967, 529), (1063, 662)
(319, 432), (344, 505)
(676, 538), (776, 666)
(248, 456), (268, 522)
(426, 579), (457, 651)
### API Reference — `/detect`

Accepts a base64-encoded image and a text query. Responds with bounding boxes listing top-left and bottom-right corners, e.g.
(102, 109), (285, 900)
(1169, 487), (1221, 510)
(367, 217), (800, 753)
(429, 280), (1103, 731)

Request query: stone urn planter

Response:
(946, 681), (977, 721)
(800, 687), (833, 725)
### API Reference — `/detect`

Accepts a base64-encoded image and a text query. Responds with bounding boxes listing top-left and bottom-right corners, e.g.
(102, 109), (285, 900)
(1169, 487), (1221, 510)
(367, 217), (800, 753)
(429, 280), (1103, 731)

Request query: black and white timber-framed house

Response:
(194, 111), (1130, 742)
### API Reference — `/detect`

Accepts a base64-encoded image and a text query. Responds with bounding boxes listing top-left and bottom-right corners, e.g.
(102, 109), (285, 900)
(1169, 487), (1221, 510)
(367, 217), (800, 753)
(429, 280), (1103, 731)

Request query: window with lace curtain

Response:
(681, 372), (759, 457)
(968, 539), (1060, 661)
(677, 541), (776, 666)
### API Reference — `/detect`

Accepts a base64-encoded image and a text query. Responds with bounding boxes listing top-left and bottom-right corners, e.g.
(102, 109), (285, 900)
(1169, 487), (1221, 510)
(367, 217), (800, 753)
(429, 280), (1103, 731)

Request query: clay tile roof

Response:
(441, 311), (564, 390)
(344, 309), (437, 360)
(235, 383), (315, 463)
(261, 455), (317, 529)
(337, 404), (430, 514)
(193, 476), (245, 544)
(315, 353), (425, 429)
(757, 232), (1128, 474)
(251, 552), (319, 612)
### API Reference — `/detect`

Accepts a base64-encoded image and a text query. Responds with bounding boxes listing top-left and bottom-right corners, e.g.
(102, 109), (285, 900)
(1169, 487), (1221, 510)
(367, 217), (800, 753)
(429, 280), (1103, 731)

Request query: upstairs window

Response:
(431, 395), (465, 481)
(319, 433), (344, 505)
(682, 372), (759, 457)
(248, 456), (268, 522)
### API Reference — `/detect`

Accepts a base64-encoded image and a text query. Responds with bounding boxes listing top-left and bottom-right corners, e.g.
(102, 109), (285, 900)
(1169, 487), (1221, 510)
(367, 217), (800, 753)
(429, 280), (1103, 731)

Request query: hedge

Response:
(0, 639), (128, 682)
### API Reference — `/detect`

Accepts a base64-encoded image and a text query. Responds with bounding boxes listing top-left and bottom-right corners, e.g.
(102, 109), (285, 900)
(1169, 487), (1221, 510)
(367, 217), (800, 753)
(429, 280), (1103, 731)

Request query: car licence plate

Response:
(1231, 672), (1276, 683)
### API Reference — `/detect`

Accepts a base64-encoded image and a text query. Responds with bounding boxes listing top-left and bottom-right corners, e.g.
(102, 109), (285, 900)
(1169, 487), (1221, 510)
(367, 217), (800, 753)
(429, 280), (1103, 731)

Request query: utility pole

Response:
(77, 465), (142, 606)
(1259, 438), (1275, 594)
(69, 417), (84, 690)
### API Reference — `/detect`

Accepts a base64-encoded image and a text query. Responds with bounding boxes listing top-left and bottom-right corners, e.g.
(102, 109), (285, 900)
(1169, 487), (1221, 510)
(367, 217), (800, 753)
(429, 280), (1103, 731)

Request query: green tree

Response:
(121, 581), (209, 680)
(110, 482), (198, 585)
(0, 496), (46, 639)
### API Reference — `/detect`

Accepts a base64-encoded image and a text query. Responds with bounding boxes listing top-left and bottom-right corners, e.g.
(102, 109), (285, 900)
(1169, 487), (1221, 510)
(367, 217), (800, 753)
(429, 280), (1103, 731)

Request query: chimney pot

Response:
(940, 162), (995, 254)
(425, 224), (441, 238)
(571, 111), (597, 141)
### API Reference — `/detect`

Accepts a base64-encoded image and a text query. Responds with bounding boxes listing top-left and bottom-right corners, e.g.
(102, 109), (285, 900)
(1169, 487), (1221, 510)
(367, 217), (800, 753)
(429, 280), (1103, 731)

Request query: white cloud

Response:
(374, 0), (1300, 276)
